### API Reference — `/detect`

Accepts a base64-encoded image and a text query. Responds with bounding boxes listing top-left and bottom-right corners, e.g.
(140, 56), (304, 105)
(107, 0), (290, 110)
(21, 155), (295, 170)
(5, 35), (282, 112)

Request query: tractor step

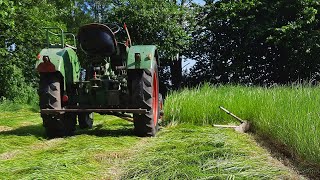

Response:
(41, 108), (147, 114)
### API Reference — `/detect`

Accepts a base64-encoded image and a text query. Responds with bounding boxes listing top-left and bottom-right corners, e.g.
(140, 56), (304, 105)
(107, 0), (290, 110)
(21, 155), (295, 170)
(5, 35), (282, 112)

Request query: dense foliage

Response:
(0, 0), (68, 102)
(187, 0), (320, 86)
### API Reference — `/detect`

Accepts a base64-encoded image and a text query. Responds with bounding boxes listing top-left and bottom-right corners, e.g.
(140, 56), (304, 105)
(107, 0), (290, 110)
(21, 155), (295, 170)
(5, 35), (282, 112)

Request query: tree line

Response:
(187, 0), (320, 86)
(0, 0), (319, 102)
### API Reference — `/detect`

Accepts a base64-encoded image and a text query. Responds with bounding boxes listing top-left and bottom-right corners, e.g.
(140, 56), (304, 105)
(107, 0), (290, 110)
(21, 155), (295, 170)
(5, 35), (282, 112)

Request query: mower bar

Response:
(41, 108), (147, 114)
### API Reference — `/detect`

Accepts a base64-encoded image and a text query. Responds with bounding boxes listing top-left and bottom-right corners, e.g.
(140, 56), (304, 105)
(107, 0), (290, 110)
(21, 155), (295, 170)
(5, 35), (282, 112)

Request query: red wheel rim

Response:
(152, 71), (159, 126)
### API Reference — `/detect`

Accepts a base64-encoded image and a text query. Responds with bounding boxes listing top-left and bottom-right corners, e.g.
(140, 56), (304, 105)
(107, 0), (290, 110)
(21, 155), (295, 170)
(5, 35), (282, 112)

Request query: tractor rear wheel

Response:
(39, 73), (76, 138)
(129, 61), (159, 137)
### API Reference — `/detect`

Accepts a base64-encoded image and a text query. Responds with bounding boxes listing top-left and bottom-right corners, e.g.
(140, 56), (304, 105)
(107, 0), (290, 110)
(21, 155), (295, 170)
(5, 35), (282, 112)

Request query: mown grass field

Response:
(0, 108), (300, 179)
(164, 84), (320, 168)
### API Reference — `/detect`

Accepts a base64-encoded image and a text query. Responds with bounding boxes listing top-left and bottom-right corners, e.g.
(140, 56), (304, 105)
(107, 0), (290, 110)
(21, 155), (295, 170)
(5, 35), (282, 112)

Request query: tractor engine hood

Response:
(78, 23), (117, 57)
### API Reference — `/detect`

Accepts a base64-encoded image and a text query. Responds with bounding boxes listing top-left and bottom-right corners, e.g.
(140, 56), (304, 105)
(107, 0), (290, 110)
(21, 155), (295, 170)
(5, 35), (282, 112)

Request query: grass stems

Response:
(0, 99), (39, 112)
(120, 125), (297, 179)
(0, 111), (139, 179)
(164, 84), (320, 164)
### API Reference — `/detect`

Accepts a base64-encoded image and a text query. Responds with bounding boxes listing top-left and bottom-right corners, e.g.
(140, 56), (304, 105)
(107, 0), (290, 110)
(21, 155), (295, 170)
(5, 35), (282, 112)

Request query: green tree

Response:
(188, 0), (320, 85)
(107, 0), (196, 90)
(8, 0), (68, 84)
(0, 0), (15, 57)
(0, 0), (71, 101)
(0, 0), (18, 100)
(50, 0), (93, 33)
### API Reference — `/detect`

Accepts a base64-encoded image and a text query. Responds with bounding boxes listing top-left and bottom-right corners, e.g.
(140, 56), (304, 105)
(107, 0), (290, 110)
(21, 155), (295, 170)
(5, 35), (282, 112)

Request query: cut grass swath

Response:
(0, 109), (300, 179)
(120, 124), (298, 179)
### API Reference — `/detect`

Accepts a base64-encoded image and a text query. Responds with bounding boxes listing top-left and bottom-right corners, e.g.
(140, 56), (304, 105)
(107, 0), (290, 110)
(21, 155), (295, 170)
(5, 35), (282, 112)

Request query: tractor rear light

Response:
(36, 55), (56, 72)
(135, 53), (141, 62)
(62, 95), (69, 102)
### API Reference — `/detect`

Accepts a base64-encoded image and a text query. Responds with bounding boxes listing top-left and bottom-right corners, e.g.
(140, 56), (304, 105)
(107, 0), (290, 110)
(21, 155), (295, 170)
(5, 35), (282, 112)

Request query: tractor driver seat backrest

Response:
(78, 23), (117, 57)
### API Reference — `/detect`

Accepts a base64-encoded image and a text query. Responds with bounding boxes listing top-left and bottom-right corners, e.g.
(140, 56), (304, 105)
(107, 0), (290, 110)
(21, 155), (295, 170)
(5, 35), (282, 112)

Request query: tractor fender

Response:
(127, 45), (159, 69)
(36, 47), (81, 90)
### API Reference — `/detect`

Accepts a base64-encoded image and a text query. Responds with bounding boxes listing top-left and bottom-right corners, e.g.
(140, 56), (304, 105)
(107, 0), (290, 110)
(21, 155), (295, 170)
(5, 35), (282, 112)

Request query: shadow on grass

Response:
(76, 123), (135, 137)
(0, 123), (135, 138)
(0, 124), (45, 138)
(253, 134), (320, 180)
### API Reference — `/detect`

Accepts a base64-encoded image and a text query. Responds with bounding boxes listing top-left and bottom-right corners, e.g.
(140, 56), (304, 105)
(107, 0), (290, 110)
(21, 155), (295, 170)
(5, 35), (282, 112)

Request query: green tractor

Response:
(36, 23), (163, 138)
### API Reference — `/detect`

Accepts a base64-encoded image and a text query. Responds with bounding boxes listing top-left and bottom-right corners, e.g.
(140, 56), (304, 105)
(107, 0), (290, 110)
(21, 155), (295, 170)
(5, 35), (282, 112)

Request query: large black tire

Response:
(129, 61), (160, 137)
(39, 73), (76, 138)
(78, 113), (94, 129)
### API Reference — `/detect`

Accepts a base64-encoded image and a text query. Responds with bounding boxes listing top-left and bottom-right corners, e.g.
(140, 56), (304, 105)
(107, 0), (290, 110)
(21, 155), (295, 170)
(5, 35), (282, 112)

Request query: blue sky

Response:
(193, 0), (205, 5)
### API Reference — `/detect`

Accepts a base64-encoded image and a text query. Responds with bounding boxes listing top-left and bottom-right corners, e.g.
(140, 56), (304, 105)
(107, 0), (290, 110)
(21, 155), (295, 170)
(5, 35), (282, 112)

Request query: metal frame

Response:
(43, 28), (77, 49)
(43, 27), (65, 48)
(41, 108), (148, 114)
(64, 32), (77, 49)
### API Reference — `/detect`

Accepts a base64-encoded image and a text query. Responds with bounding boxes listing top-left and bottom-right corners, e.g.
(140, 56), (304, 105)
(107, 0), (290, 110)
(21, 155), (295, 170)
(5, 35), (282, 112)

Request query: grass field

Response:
(0, 108), (300, 179)
(164, 84), (320, 167)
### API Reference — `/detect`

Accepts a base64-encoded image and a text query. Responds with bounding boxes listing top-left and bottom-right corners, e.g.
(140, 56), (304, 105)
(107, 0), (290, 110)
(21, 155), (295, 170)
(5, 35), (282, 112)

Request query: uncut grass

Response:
(0, 100), (39, 112)
(0, 109), (140, 179)
(164, 84), (320, 164)
(120, 124), (296, 179)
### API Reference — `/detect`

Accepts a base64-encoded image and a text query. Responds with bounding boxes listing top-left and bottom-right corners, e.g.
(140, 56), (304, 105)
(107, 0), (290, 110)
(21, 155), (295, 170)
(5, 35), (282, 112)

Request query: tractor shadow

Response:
(0, 124), (45, 138)
(76, 123), (135, 137)
(0, 123), (135, 138)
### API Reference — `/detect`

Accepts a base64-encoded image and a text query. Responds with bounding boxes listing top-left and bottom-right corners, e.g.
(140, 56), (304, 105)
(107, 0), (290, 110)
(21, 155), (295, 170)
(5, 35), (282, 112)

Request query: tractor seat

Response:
(78, 23), (117, 56)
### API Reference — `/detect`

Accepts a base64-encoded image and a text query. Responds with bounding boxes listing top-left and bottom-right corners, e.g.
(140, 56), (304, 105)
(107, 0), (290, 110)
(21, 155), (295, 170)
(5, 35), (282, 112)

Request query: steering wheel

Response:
(105, 23), (121, 34)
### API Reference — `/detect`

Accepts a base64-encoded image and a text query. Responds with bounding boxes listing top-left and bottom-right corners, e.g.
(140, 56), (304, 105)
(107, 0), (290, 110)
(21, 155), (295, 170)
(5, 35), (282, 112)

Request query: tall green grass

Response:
(0, 100), (39, 112)
(164, 84), (320, 164)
